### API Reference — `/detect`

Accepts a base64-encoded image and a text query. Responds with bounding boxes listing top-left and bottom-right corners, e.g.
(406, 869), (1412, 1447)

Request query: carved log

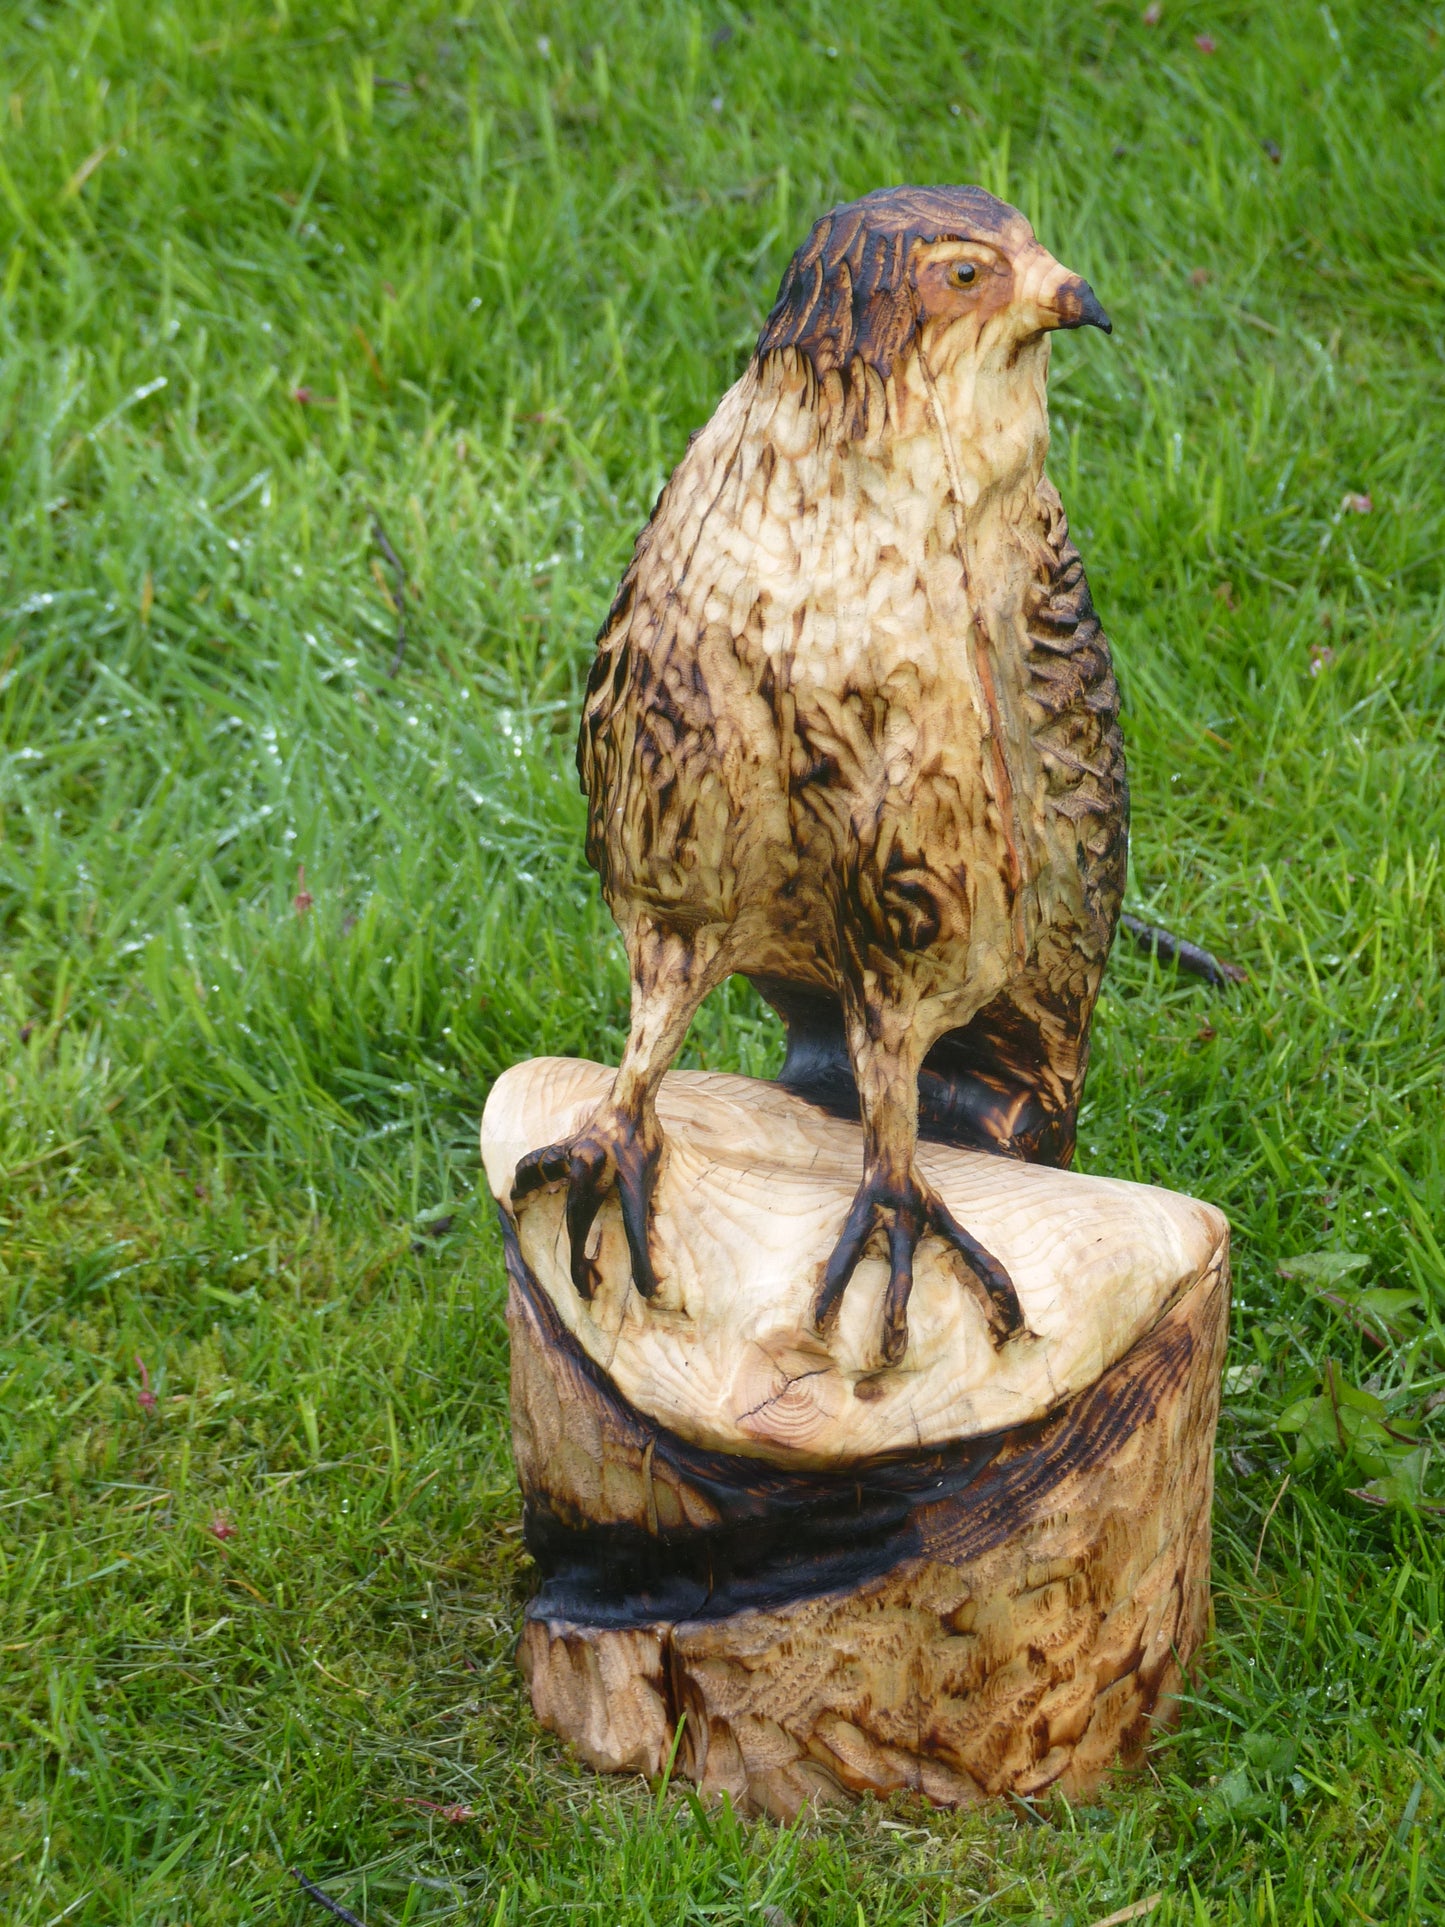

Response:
(484, 1058), (1228, 1818)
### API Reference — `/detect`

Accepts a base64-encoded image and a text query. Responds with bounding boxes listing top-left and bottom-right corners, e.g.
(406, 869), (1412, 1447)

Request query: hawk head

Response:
(759, 185), (1110, 388)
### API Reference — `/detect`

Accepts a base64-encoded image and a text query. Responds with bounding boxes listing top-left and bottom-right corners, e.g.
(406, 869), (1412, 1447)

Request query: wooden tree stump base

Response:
(483, 1059), (1230, 1819)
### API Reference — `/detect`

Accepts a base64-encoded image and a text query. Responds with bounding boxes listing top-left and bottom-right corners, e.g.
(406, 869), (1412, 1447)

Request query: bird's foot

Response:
(510, 1102), (662, 1303)
(812, 1166), (1025, 1366)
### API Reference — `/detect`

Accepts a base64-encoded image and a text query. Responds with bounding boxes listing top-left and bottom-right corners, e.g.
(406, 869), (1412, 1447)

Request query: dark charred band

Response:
(503, 1208), (1197, 1632)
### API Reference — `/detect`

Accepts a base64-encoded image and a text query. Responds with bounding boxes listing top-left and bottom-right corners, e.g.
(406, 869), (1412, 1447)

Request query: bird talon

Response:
(510, 1107), (663, 1307)
(926, 1190), (1026, 1341)
(813, 1169), (1022, 1363)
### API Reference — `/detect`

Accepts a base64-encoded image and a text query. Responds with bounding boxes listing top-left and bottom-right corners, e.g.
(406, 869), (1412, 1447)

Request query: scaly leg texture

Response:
(511, 922), (726, 1301)
(812, 987), (1026, 1365)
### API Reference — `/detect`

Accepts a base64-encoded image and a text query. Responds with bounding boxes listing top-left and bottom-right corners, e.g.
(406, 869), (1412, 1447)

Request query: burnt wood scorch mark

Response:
(504, 1207), (1199, 1630)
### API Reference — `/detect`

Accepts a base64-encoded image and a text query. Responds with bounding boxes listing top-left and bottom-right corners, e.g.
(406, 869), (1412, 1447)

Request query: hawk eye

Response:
(948, 261), (977, 288)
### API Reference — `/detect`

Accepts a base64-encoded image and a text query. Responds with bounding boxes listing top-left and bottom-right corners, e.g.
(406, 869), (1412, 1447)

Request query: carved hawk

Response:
(515, 186), (1126, 1366)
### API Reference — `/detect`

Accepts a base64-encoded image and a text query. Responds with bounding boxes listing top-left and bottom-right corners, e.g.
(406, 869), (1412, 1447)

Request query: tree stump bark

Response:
(483, 1058), (1229, 1819)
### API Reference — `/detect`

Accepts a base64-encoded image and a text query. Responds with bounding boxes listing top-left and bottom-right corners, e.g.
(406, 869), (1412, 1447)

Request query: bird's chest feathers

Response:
(750, 434), (1038, 750)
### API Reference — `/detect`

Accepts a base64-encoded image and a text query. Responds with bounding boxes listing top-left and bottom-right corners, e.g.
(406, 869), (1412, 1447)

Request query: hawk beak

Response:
(1047, 274), (1112, 335)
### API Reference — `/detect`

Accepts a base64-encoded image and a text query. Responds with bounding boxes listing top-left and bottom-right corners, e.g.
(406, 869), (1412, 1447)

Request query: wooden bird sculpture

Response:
(513, 185), (1127, 1367)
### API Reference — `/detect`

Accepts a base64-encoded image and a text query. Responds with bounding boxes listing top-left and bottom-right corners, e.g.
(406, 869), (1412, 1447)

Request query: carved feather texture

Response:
(577, 186), (1127, 1180)
(758, 184), (1017, 384)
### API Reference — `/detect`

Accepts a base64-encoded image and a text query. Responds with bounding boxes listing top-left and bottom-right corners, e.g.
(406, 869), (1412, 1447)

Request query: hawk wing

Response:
(575, 378), (790, 929)
(1026, 478), (1129, 951)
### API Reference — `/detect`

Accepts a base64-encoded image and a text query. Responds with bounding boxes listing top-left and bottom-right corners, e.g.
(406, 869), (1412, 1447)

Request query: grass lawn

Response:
(2, 0), (1444, 1920)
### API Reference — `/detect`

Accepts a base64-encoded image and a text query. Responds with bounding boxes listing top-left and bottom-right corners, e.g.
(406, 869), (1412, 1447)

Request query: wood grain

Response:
(492, 1060), (1230, 1816)
(485, 1058), (1227, 1466)
(510, 1205), (1228, 1816)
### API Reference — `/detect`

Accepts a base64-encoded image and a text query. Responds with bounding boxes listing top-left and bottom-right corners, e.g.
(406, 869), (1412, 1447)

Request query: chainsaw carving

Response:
(487, 187), (1225, 1815)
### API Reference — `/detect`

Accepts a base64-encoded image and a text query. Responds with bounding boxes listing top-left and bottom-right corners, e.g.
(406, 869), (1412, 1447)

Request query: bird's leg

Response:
(812, 990), (1026, 1365)
(512, 924), (725, 1302)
